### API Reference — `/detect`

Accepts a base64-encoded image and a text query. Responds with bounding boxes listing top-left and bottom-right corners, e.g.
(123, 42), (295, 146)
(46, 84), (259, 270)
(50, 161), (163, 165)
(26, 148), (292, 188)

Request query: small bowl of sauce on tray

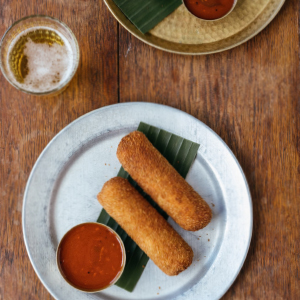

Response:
(57, 222), (126, 292)
(183, 0), (237, 21)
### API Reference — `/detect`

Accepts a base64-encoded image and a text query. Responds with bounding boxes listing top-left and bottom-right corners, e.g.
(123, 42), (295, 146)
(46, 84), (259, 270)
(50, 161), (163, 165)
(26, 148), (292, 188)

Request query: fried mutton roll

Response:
(117, 131), (212, 231)
(97, 177), (193, 276)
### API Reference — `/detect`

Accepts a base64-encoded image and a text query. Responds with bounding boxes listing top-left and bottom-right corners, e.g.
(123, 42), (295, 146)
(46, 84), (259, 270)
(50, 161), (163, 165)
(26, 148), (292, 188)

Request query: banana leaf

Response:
(112, 0), (182, 34)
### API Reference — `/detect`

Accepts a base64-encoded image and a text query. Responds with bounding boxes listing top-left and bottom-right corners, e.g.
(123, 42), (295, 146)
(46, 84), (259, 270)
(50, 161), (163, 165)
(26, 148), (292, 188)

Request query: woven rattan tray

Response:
(104, 0), (285, 55)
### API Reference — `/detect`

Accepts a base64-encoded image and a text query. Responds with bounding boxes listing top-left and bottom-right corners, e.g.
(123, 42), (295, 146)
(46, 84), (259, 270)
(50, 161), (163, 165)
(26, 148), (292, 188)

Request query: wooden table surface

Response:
(0, 1), (299, 299)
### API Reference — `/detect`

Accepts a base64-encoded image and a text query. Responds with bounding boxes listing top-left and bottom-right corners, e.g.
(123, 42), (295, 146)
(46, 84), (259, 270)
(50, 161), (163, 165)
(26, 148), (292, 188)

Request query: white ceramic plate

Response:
(23, 102), (252, 300)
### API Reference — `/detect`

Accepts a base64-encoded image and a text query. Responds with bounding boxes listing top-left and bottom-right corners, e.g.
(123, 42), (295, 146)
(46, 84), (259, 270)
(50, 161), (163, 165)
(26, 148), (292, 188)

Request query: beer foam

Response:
(8, 27), (73, 93)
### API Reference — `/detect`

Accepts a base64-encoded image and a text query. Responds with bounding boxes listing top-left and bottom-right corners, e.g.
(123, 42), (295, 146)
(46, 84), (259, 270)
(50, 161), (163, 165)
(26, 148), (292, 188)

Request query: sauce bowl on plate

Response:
(183, 0), (238, 21)
(56, 222), (126, 292)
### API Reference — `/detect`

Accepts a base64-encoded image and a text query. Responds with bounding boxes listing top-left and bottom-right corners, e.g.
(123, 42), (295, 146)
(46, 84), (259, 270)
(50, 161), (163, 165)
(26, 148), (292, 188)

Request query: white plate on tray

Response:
(23, 102), (252, 300)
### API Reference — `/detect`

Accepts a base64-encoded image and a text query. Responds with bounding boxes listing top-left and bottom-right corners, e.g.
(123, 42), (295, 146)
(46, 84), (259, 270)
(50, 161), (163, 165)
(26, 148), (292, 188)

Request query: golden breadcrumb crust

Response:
(116, 131), (212, 231)
(97, 177), (193, 276)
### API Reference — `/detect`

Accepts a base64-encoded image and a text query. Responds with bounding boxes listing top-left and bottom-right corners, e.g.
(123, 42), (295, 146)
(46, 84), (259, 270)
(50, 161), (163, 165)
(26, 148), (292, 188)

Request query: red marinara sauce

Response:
(57, 223), (125, 291)
(184, 0), (235, 20)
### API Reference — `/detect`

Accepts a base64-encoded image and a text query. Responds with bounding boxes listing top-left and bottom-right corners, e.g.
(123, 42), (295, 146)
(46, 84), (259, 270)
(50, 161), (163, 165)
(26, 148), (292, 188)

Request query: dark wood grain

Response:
(0, 1), (118, 300)
(0, 0), (299, 299)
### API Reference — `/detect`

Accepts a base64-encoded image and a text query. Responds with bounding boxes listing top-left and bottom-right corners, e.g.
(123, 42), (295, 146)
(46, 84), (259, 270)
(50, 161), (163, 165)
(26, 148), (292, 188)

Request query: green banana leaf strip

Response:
(112, 0), (182, 34)
(97, 122), (200, 292)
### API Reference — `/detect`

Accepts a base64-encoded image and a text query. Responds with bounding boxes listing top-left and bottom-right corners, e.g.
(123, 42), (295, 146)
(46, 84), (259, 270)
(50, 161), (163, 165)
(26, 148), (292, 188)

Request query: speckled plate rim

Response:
(103, 0), (286, 55)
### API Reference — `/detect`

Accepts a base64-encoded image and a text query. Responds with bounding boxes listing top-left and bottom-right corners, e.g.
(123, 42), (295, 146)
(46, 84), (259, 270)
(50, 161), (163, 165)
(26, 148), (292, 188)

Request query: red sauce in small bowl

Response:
(57, 223), (125, 292)
(184, 0), (235, 20)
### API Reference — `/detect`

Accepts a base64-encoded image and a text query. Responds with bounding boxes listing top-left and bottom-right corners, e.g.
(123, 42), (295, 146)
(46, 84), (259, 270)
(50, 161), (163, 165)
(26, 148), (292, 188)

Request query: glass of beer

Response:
(0, 15), (79, 96)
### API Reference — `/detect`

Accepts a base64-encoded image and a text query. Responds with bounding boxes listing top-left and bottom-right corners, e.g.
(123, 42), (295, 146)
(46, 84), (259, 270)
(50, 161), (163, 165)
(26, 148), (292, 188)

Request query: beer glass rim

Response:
(0, 15), (80, 96)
